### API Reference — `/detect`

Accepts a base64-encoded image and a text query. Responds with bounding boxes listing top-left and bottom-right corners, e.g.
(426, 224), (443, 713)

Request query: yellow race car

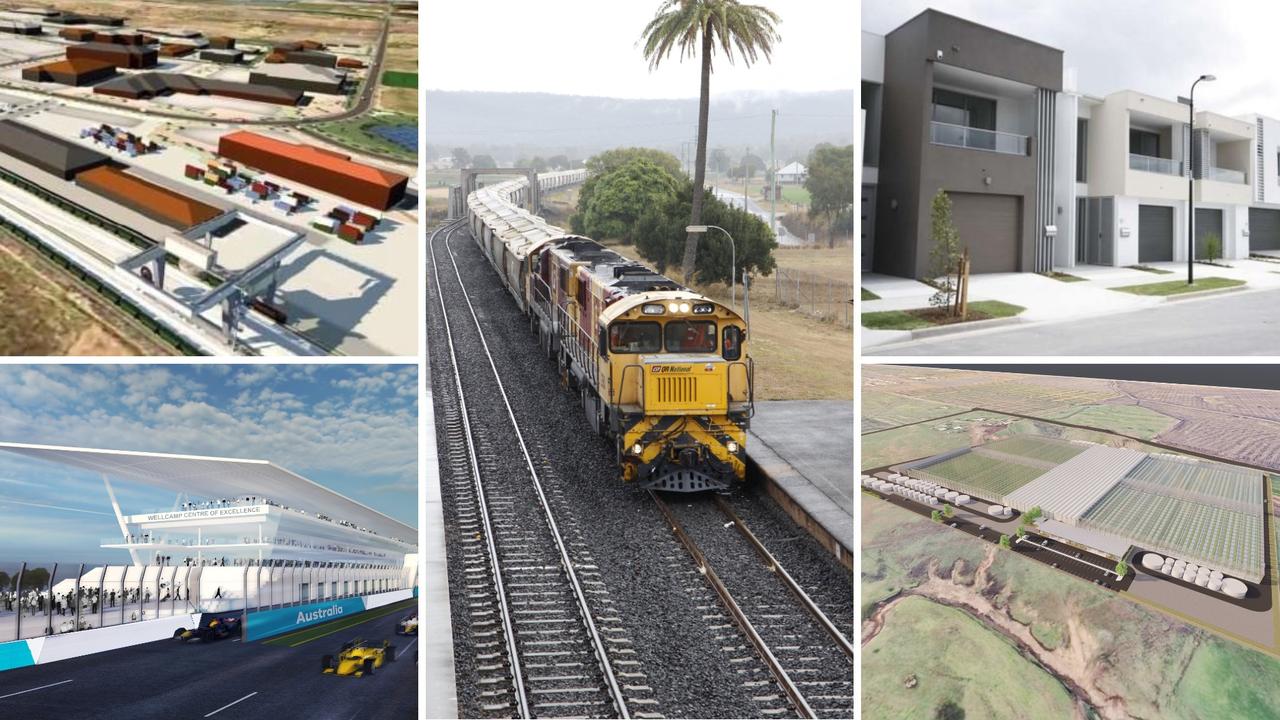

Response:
(322, 639), (396, 677)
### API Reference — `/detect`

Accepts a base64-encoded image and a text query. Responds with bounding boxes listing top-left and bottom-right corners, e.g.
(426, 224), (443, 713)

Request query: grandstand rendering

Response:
(896, 436), (1266, 582)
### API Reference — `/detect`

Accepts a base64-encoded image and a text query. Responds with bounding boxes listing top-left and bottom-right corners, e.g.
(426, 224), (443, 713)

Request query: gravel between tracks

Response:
(428, 222), (847, 718)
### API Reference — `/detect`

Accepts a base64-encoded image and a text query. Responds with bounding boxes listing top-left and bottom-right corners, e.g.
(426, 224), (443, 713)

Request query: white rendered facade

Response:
(1058, 88), (1253, 268)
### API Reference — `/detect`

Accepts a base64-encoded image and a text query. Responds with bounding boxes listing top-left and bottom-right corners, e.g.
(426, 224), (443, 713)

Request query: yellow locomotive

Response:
(467, 174), (754, 492)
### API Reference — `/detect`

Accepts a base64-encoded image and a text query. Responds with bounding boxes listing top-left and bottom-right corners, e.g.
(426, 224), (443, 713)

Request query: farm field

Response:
(911, 451), (1048, 500)
(918, 380), (1121, 416)
(1038, 402), (1178, 440)
(860, 411), (1018, 471)
(308, 112), (417, 163)
(1141, 403), (1280, 473)
(979, 435), (1087, 465)
(862, 499), (1280, 719)
(862, 596), (1077, 720)
(377, 7), (418, 115)
(861, 389), (970, 433)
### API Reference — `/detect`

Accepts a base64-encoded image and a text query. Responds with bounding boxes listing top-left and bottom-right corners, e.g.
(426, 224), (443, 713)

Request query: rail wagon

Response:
(463, 171), (753, 491)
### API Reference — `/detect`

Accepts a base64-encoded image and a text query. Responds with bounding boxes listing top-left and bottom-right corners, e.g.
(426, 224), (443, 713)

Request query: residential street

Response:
(867, 286), (1280, 355)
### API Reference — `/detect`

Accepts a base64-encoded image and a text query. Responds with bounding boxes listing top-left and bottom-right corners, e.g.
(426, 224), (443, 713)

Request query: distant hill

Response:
(424, 89), (854, 164)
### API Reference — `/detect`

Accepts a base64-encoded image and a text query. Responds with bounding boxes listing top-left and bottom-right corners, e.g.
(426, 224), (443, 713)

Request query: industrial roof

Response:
(31, 57), (116, 74)
(250, 62), (345, 83)
(95, 72), (302, 105)
(0, 442), (417, 542)
(76, 165), (223, 229)
(0, 119), (109, 179)
(1004, 444), (1146, 523)
(221, 130), (408, 188)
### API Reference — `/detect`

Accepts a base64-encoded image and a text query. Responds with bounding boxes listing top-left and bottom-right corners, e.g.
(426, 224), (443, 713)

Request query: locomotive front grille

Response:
(656, 375), (698, 404)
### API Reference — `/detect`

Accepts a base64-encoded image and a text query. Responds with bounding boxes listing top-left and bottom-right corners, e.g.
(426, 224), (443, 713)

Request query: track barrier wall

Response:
(244, 588), (413, 641)
(0, 612), (200, 672)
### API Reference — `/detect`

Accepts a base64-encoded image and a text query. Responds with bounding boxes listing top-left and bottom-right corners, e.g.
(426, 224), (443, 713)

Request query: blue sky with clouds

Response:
(0, 364), (417, 563)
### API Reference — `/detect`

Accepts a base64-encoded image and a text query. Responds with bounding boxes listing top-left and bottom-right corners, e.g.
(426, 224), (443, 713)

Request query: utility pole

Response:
(770, 109), (778, 237)
(744, 145), (750, 212)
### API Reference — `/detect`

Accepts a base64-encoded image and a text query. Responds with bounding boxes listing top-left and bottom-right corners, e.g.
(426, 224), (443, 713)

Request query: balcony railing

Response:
(1205, 166), (1246, 184)
(929, 121), (1028, 156)
(1129, 153), (1182, 176)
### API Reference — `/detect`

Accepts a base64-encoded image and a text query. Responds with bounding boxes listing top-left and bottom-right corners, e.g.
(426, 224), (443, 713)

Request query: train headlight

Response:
(631, 443), (643, 455)
(679, 302), (691, 313)
(642, 304), (665, 315)
(668, 302), (680, 313)
(727, 441), (739, 454)
(693, 303), (715, 314)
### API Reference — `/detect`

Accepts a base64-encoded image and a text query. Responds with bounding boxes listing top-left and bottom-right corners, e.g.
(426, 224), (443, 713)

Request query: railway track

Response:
(429, 220), (636, 719)
(652, 493), (855, 719)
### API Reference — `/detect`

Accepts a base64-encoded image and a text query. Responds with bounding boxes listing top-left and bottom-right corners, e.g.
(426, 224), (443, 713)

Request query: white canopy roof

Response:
(0, 442), (416, 544)
(778, 161), (807, 175)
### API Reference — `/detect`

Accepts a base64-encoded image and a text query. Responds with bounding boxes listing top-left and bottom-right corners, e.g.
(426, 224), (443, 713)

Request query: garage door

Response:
(1195, 208), (1223, 259)
(1138, 205), (1173, 263)
(1252, 208), (1280, 251)
(949, 192), (1019, 273)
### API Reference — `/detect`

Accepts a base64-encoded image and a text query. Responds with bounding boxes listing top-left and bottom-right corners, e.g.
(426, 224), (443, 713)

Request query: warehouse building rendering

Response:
(249, 63), (345, 95)
(95, 73), (303, 106)
(22, 57), (117, 86)
(0, 119), (110, 179)
(66, 41), (158, 69)
(75, 165), (224, 230)
(218, 131), (409, 210)
(893, 435), (1265, 583)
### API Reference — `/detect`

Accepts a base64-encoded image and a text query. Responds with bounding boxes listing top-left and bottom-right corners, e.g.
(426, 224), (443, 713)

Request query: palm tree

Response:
(641, 0), (780, 281)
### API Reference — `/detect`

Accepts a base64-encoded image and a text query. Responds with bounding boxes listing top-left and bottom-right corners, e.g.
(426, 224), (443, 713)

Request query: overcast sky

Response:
(0, 365), (417, 561)
(424, 0), (855, 99)
(862, 0), (1280, 118)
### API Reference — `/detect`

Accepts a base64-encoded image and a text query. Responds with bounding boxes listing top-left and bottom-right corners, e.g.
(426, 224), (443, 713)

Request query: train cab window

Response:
(722, 326), (741, 361)
(664, 321), (717, 353)
(609, 322), (661, 353)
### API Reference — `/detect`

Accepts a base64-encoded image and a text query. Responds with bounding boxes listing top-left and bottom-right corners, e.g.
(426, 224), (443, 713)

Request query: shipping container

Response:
(338, 223), (363, 244)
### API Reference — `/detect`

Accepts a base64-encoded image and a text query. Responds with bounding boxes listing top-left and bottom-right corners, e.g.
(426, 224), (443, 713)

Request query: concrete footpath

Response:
(747, 401), (853, 568)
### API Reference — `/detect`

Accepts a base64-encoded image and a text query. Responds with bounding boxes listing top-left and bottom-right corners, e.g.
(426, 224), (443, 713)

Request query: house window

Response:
(1076, 118), (1088, 182)
(1130, 128), (1161, 157)
(931, 88), (996, 130)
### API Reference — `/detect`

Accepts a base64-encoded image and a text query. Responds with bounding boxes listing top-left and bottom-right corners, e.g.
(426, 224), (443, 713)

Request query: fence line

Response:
(773, 267), (853, 328)
(0, 560), (410, 642)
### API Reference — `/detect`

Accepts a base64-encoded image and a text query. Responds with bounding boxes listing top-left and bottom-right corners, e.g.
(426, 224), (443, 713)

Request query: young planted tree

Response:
(942, 504), (955, 519)
(1021, 506), (1043, 526)
(1115, 560), (1128, 578)
(931, 509), (942, 523)
(928, 189), (961, 311)
(641, 0), (781, 281)
(998, 534), (1011, 549)
(1204, 232), (1222, 263)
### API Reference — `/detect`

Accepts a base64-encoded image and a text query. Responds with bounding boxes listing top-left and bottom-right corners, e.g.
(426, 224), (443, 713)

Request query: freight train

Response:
(463, 170), (754, 492)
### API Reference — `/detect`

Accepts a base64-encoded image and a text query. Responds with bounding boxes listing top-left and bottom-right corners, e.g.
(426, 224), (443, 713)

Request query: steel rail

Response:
(428, 218), (531, 718)
(651, 491), (817, 719)
(440, 226), (632, 719)
(713, 495), (854, 660)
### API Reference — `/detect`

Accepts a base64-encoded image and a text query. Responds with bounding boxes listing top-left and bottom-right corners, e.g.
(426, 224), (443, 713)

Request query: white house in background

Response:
(1239, 113), (1280, 253)
(776, 161), (808, 184)
(1059, 88), (1252, 269)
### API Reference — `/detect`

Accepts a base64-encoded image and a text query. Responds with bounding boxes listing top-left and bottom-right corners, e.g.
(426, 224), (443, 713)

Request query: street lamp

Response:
(1188, 73), (1216, 285)
(686, 224), (737, 309)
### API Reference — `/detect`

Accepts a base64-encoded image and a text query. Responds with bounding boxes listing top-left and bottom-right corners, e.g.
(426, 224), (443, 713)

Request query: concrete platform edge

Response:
(747, 429), (852, 571)
(423, 374), (458, 717)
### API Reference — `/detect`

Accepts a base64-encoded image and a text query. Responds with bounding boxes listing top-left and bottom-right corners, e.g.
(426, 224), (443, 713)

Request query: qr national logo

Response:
(650, 365), (695, 374)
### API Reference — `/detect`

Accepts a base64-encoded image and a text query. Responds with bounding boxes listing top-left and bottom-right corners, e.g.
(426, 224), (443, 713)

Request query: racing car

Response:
(173, 615), (240, 642)
(396, 611), (417, 636)
(322, 639), (396, 677)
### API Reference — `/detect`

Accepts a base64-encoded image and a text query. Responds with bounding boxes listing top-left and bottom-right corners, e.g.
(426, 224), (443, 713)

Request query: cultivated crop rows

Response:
(914, 451), (1048, 500)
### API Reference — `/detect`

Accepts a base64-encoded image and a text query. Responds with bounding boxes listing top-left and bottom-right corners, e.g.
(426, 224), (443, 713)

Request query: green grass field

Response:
(861, 287), (879, 301)
(862, 390), (970, 432)
(262, 598), (415, 647)
(916, 451), (1048, 498)
(1112, 276), (1245, 296)
(862, 300), (1025, 330)
(381, 70), (418, 88)
(860, 411), (1020, 471)
(306, 112), (416, 163)
(1037, 403), (1177, 440)
(863, 596), (1078, 720)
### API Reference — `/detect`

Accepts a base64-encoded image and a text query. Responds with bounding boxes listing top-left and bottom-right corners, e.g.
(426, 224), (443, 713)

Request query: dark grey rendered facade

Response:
(872, 10), (1063, 278)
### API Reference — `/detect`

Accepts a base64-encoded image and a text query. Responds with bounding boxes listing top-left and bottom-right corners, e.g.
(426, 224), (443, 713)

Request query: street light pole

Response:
(686, 224), (736, 309)
(1188, 74), (1216, 285)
